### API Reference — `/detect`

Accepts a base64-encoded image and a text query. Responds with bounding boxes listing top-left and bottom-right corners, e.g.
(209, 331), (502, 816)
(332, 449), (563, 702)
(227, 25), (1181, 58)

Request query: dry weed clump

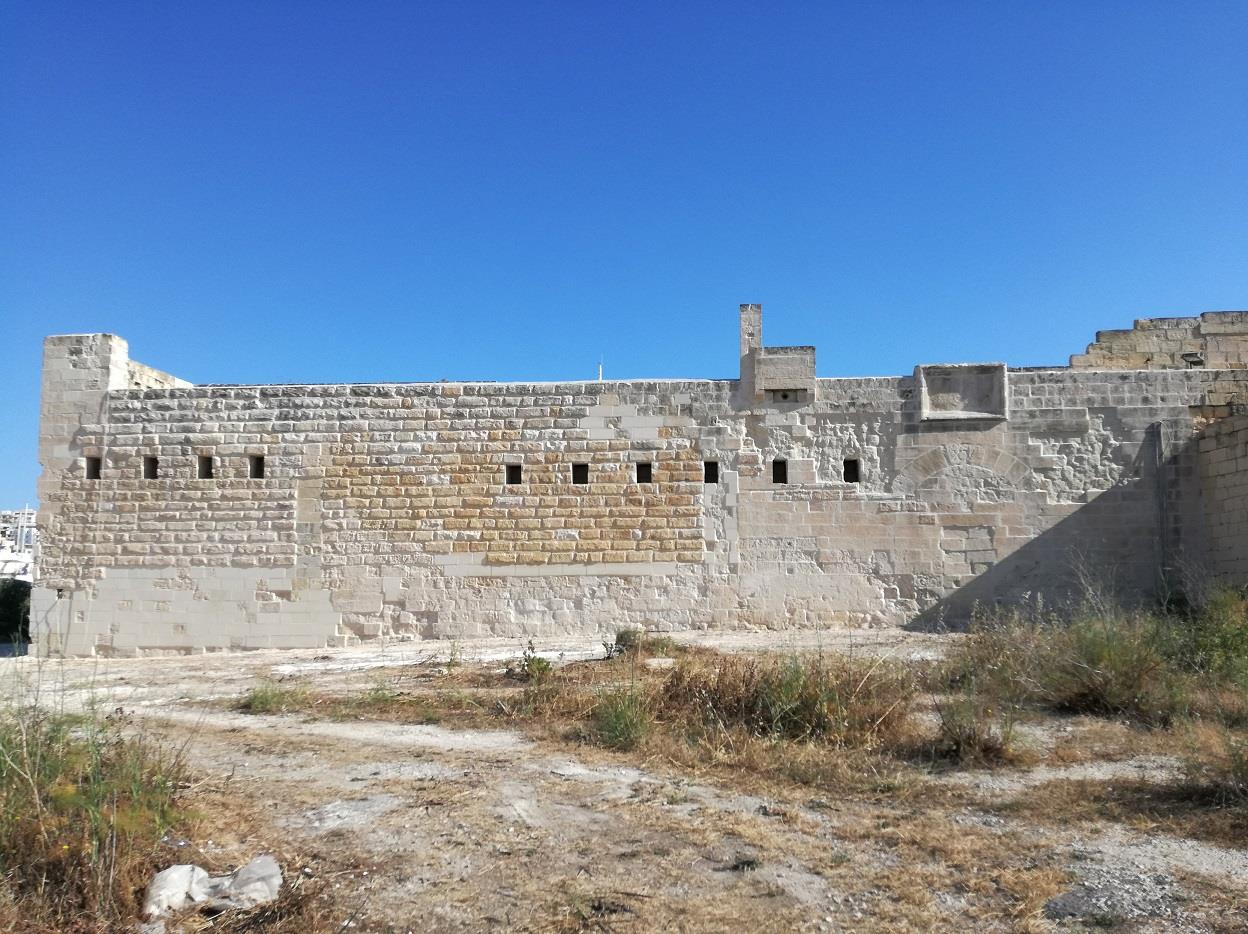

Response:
(0, 702), (188, 932)
(658, 652), (916, 748)
(608, 628), (691, 661)
(931, 692), (1018, 765)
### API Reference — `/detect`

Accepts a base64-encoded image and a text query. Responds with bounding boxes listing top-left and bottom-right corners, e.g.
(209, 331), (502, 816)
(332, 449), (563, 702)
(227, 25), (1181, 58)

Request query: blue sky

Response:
(2, 1), (1246, 506)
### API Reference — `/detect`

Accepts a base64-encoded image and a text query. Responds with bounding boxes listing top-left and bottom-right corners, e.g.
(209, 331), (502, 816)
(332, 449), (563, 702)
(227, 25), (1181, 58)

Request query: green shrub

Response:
(238, 681), (309, 714)
(518, 640), (553, 683)
(1046, 611), (1185, 723)
(363, 679), (397, 704)
(946, 606), (1203, 725)
(940, 609), (1055, 705)
(594, 687), (651, 750)
(607, 628), (682, 661)
(613, 628), (644, 653)
(1165, 589), (1248, 683)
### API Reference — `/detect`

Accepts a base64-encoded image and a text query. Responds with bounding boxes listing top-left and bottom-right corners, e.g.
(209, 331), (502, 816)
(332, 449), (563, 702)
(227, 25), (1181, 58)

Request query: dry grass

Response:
(1183, 722), (1248, 805)
(228, 650), (931, 824)
(241, 645), (928, 799)
(230, 625), (1248, 907)
(658, 652), (916, 747)
(1045, 716), (1178, 766)
(0, 704), (188, 932)
(0, 676), (345, 933)
(995, 769), (1248, 850)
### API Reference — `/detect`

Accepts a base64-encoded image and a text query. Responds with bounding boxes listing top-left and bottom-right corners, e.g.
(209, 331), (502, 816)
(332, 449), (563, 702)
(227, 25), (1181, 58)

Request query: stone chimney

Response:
(739, 303), (762, 403)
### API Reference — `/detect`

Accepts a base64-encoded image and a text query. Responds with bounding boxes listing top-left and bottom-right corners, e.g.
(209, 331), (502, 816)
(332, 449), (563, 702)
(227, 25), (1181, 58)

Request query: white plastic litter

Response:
(143, 855), (282, 919)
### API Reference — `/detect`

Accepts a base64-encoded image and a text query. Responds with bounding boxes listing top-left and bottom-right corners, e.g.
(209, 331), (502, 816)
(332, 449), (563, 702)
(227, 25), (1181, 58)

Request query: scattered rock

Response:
(644, 657), (675, 670)
(1044, 864), (1182, 924)
(143, 855), (283, 920)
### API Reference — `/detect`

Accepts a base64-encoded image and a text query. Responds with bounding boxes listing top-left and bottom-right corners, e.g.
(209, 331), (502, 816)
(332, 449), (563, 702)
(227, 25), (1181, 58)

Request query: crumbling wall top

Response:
(1070, 311), (1248, 370)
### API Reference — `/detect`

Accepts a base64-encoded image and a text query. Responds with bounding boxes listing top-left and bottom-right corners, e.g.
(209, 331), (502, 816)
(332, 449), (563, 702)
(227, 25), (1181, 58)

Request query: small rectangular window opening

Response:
(843, 458), (861, 483)
(772, 459), (788, 484)
(571, 463), (589, 485)
(636, 462), (653, 484)
(85, 456), (102, 480)
(197, 455), (214, 480)
(703, 460), (719, 484)
(143, 456), (159, 480)
(249, 455), (265, 479)
(505, 464), (523, 485)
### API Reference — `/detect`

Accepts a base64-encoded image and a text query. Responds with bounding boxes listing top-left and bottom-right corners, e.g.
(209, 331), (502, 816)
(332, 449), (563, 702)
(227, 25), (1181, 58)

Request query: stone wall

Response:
(32, 309), (1248, 656)
(1196, 408), (1248, 583)
(1070, 312), (1248, 371)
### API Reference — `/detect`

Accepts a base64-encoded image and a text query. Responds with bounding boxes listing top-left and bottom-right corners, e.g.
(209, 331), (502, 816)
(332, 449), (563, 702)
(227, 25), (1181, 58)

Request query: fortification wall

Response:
(32, 310), (1248, 656)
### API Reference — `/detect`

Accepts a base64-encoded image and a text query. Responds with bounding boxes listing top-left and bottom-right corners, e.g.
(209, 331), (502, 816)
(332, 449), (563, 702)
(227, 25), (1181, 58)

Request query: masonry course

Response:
(33, 305), (1248, 656)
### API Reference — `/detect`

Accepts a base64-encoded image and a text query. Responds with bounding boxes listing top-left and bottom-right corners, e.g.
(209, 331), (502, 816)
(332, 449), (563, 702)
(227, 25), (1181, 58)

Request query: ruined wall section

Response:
(1070, 312), (1248, 371)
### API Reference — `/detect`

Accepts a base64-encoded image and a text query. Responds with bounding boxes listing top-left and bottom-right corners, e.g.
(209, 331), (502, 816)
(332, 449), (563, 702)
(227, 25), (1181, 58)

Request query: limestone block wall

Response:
(1070, 312), (1248, 371)
(32, 309), (1248, 656)
(1196, 409), (1248, 582)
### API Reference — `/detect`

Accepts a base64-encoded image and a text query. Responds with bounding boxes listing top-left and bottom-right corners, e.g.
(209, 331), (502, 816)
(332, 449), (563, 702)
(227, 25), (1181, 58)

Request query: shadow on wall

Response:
(907, 424), (1201, 631)
(0, 579), (30, 654)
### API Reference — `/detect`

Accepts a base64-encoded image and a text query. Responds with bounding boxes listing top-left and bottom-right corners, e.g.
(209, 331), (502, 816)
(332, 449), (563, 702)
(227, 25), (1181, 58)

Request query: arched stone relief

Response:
(891, 444), (1033, 503)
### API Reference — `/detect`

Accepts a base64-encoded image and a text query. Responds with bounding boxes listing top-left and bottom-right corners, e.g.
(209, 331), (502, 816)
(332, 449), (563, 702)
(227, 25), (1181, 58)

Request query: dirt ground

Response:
(7, 630), (1247, 933)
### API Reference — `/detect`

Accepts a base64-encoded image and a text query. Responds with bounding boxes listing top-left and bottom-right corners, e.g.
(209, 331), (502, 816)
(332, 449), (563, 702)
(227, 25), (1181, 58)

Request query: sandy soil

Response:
(5, 631), (1246, 932)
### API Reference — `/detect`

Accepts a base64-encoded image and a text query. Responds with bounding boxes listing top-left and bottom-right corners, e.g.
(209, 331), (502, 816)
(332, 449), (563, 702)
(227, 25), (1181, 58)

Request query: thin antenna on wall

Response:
(597, 356), (603, 381)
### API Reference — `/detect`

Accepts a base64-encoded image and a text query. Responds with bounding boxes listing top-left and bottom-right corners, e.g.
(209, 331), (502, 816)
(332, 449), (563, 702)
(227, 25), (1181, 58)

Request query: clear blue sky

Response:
(3, 1), (1246, 506)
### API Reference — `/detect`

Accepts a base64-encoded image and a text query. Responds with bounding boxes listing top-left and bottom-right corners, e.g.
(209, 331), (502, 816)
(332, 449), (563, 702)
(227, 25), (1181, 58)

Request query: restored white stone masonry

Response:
(33, 306), (1248, 655)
